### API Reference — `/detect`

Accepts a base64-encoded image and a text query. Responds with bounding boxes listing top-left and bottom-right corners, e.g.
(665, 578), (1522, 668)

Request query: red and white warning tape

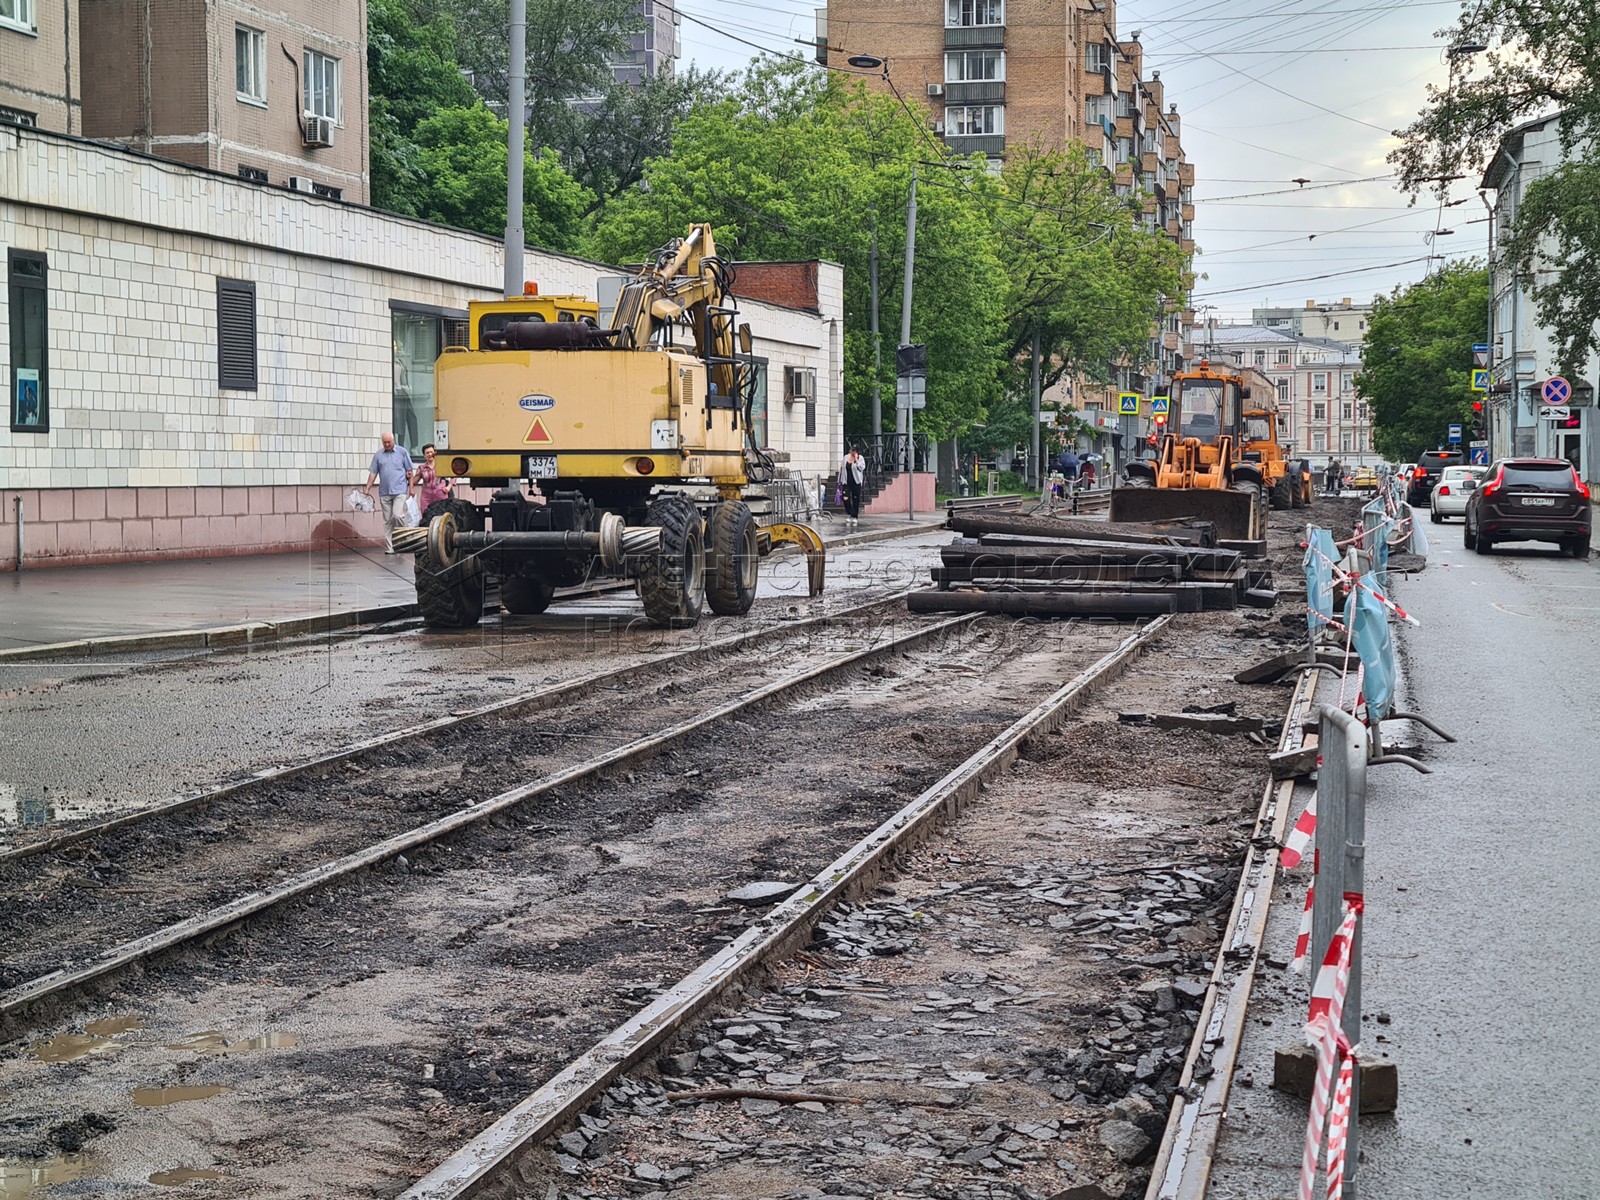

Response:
(1291, 851), (1318, 972)
(1325, 1050), (1358, 1200)
(1298, 901), (1361, 1200)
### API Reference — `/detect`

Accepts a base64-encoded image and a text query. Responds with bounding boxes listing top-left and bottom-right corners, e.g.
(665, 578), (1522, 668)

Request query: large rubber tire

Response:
(1462, 522), (1477, 551)
(705, 500), (759, 616)
(1229, 481), (1267, 539)
(1566, 535), (1591, 559)
(1474, 528), (1494, 555)
(1270, 476), (1293, 511)
(636, 494), (705, 628)
(501, 575), (555, 614)
(415, 511), (485, 628)
(1430, 507), (1443, 524)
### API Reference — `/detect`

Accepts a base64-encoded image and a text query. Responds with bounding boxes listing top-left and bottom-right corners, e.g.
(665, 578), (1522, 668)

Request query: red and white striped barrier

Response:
(1326, 1051), (1358, 1200)
(1298, 902), (1361, 1200)
(1280, 794), (1317, 871)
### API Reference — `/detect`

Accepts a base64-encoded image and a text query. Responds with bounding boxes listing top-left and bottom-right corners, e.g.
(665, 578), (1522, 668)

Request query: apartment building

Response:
(0, 0), (80, 131)
(613, 0), (679, 85)
(2, 0), (367, 202)
(1207, 327), (1375, 465)
(1252, 298), (1373, 347)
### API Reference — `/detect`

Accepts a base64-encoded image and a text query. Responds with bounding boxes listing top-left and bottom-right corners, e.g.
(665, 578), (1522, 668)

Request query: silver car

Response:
(1430, 465), (1484, 522)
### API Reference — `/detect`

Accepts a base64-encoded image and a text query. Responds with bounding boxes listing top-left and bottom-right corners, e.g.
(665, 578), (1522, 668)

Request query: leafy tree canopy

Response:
(585, 61), (1011, 441)
(1353, 262), (1488, 461)
(413, 105), (594, 250)
(1389, 0), (1600, 370)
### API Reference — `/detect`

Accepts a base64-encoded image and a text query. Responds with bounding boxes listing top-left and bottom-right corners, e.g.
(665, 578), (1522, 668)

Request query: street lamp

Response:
(1446, 41), (1488, 58)
(846, 53), (884, 70)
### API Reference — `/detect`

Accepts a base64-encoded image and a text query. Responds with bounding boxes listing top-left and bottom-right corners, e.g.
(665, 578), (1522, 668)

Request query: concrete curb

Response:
(0, 523), (948, 664)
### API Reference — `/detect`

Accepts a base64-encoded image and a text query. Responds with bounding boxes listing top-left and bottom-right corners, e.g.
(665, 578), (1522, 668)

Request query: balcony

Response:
(945, 25), (1005, 50)
(1182, 202), (1194, 221)
(1179, 161), (1195, 186)
(947, 80), (1005, 104)
(944, 132), (1006, 156)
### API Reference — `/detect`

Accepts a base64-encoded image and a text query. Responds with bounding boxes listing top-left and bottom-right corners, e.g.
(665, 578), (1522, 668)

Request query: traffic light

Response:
(1154, 413), (1167, 429)
(1471, 399), (1486, 439)
(1559, 410), (1582, 430)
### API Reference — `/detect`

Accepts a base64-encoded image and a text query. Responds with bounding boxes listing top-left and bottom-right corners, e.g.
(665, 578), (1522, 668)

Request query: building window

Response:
(238, 164), (269, 183)
(1276, 348), (1290, 365)
(946, 104), (1003, 136)
(1341, 372), (1353, 393)
(391, 304), (466, 453)
(947, 0), (1002, 26)
(1086, 42), (1106, 72)
(1341, 432), (1353, 452)
(1312, 433), (1326, 452)
(0, 0), (35, 32)
(1276, 379), (1289, 402)
(748, 360), (769, 450)
(0, 105), (37, 127)
(946, 50), (1003, 81)
(1311, 372), (1328, 394)
(217, 278), (258, 391)
(1342, 402), (1353, 420)
(8, 250), (47, 432)
(311, 182), (344, 200)
(303, 49), (341, 121)
(236, 25), (267, 103)
(1253, 349), (1265, 366)
(1312, 401), (1326, 421)
(1332, 321), (1339, 331)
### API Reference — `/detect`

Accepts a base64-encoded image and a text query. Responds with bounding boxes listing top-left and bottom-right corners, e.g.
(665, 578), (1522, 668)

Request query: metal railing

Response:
(762, 474), (832, 525)
(857, 432), (932, 488)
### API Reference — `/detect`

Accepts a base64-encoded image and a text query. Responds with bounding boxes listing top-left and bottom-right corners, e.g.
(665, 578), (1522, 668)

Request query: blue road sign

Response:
(1150, 396), (1170, 414)
(1470, 447), (1489, 466)
(1471, 369), (1489, 392)
(1448, 423), (1463, 442)
(1117, 392), (1140, 415)
(1542, 376), (1572, 406)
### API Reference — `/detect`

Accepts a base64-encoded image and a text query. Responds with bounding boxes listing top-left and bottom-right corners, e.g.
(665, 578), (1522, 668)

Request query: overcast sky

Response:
(675, 0), (1487, 323)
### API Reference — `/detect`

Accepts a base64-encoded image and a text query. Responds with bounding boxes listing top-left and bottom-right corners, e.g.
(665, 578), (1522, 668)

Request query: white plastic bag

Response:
(347, 488), (376, 513)
(404, 496), (422, 527)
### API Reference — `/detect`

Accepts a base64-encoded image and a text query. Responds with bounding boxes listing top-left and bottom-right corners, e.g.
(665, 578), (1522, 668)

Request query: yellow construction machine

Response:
(1109, 360), (1268, 541)
(394, 223), (825, 628)
(1241, 403), (1314, 511)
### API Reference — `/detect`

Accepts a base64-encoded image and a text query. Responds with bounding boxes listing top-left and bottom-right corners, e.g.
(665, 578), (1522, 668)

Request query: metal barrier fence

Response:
(761, 474), (830, 526)
(1288, 501), (1456, 1197)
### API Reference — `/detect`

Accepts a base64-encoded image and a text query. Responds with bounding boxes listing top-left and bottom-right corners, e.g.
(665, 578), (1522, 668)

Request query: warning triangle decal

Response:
(524, 417), (553, 445)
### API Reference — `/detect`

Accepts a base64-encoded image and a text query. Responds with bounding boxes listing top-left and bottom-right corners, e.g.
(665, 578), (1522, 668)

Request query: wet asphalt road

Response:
(1355, 531), (1600, 1195)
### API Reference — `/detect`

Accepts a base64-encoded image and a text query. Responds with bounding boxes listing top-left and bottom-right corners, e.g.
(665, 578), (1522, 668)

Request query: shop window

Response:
(392, 303), (468, 453)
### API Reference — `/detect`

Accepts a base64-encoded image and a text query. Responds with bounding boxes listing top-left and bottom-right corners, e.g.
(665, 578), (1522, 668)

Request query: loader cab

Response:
(1171, 372), (1243, 443)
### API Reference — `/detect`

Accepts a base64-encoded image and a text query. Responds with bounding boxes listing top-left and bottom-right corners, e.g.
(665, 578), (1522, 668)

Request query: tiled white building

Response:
(0, 125), (843, 569)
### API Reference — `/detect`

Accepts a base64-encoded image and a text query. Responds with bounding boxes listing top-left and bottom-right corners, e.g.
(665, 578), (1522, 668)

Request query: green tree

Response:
(424, 0), (640, 145)
(1389, 0), (1600, 371)
(1354, 262), (1488, 461)
(585, 61), (1011, 442)
(367, 0), (479, 216)
(413, 105), (593, 250)
(996, 143), (1185, 396)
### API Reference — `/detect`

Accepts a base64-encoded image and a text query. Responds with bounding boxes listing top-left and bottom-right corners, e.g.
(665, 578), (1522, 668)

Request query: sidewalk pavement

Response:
(0, 512), (947, 660)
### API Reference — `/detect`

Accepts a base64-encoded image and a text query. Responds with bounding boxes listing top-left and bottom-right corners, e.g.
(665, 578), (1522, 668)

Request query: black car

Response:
(1406, 449), (1465, 506)
(1463, 458), (1592, 557)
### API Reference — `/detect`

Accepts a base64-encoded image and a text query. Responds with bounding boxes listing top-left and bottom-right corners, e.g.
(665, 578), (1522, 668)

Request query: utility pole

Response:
(899, 164), (918, 473)
(870, 213), (881, 440)
(1030, 328), (1042, 489)
(503, 0), (527, 298)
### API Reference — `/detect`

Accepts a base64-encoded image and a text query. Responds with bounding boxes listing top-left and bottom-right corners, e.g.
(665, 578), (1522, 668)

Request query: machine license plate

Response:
(523, 454), (558, 478)
(1521, 496), (1556, 506)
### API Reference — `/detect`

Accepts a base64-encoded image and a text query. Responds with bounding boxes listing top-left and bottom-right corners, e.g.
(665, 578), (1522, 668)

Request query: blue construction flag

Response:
(1346, 571), (1395, 724)
(1303, 528), (1338, 637)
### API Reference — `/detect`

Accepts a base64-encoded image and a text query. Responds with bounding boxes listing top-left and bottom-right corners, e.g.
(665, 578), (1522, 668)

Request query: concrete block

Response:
(1273, 1041), (1397, 1114)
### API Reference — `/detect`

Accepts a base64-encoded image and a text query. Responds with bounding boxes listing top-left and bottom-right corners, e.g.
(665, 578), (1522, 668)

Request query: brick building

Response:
(1, 0), (367, 202)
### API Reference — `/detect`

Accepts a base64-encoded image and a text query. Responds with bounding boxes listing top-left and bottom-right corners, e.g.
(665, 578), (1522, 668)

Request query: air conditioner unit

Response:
(784, 366), (815, 405)
(931, 119), (945, 134)
(287, 176), (315, 194)
(302, 115), (334, 148)
(926, 83), (944, 97)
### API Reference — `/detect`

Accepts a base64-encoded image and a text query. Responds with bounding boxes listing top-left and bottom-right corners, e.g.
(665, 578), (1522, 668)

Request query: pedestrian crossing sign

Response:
(1118, 392), (1140, 415)
(1150, 396), (1170, 414)
(1470, 369), (1488, 392)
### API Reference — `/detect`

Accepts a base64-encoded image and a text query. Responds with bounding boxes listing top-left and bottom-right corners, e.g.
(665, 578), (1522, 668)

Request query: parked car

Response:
(1350, 467), (1379, 492)
(1463, 458), (1592, 557)
(1406, 450), (1465, 506)
(1429, 465), (1484, 522)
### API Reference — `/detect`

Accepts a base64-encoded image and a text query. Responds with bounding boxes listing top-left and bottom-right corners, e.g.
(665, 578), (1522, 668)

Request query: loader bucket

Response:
(1108, 486), (1261, 541)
